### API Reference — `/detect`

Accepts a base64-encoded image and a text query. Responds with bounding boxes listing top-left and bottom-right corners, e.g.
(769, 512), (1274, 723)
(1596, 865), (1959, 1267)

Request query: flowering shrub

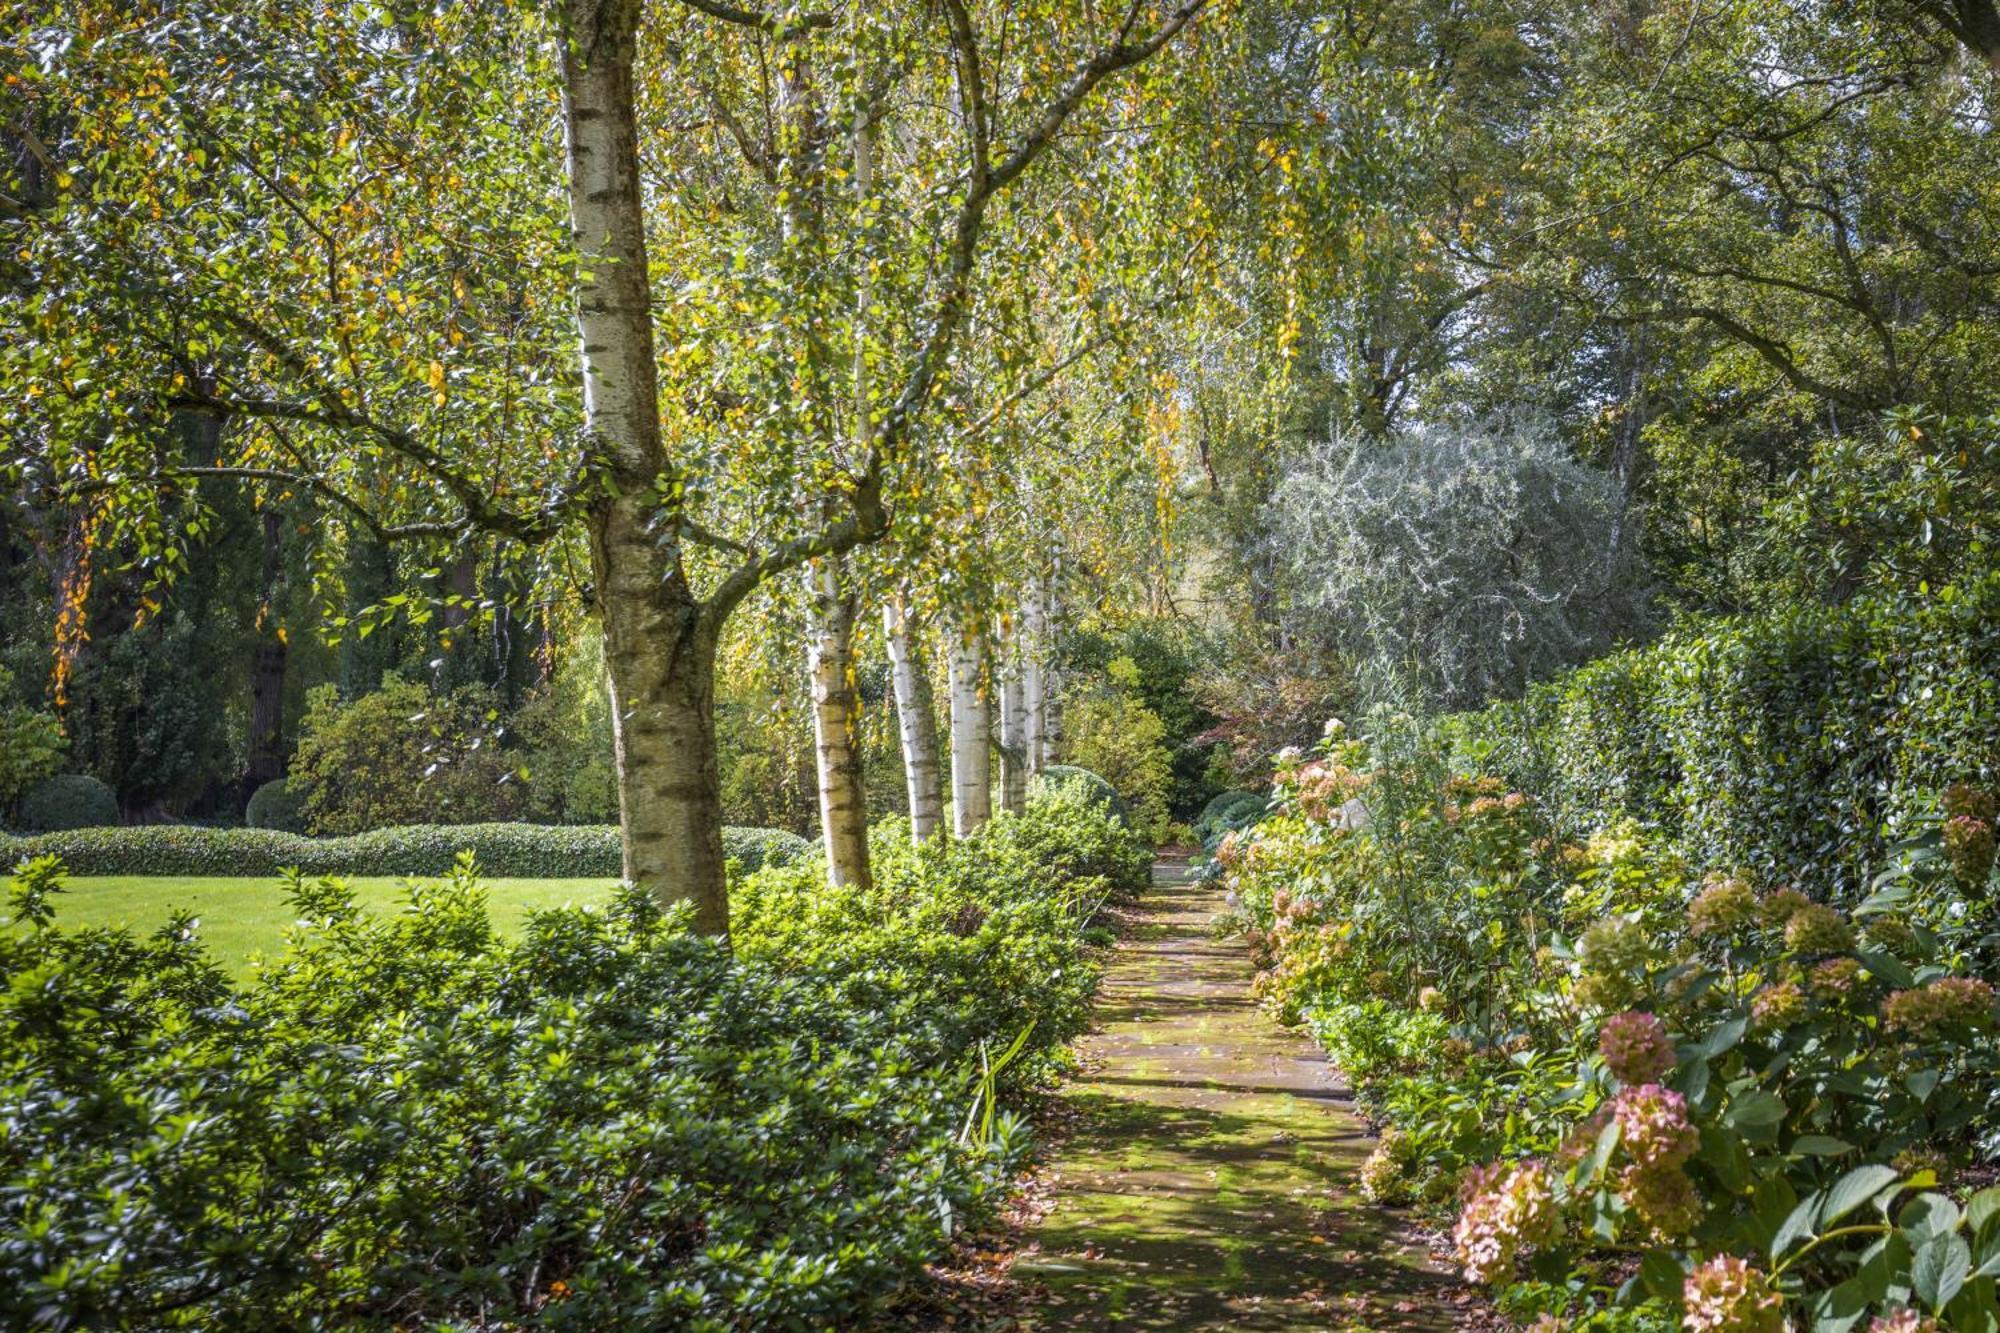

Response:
(1222, 716), (2000, 1328)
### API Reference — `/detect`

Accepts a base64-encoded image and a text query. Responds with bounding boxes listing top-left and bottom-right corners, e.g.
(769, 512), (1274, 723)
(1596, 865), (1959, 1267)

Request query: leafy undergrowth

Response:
(1218, 712), (2000, 1331)
(0, 781), (1145, 1330)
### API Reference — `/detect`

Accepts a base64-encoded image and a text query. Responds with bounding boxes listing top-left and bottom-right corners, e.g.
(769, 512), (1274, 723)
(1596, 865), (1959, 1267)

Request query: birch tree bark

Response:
(1022, 573), (1047, 772)
(885, 593), (945, 840)
(948, 623), (992, 835)
(998, 620), (1028, 813)
(806, 554), (872, 887)
(562, 0), (729, 935)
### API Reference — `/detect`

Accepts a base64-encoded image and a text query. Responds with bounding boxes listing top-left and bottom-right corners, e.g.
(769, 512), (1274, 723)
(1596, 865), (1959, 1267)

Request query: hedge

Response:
(18, 774), (118, 832)
(1442, 574), (2000, 897)
(1193, 789), (1266, 847)
(1030, 764), (1131, 828)
(0, 822), (813, 879)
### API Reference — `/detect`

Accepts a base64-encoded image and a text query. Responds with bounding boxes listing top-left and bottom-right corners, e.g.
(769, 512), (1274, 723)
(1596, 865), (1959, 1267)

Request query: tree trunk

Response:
(806, 554), (872, 888)
(998, 620), (1028, 814)
(948, 623), (991, 836)
(593, 539), (729, 937)
(1022, 575), (1047, 773)
(243, 507), (288, 789)
(885, 593), (945, 840)
(562, 0), (729, 936)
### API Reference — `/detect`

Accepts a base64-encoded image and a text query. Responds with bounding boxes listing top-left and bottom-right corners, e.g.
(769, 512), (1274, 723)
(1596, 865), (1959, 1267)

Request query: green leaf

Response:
(1858, 949), (1916, 988)
(1640, 1248), (1686, 1301)
(1792, 1135), (1856, 1157)
(1823, 1165), (1902, 1228)
(1726, 1089), (1787, 1128)
(1913, 1232), (1971, 1312)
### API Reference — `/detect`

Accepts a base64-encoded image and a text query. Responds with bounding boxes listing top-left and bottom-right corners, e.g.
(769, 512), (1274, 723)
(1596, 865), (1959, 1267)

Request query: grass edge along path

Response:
(1010, 856), (1477, 1331)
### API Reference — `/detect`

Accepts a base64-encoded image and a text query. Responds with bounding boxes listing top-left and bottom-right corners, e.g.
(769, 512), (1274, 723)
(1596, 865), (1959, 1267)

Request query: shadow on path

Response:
(1015, 860), (1475, 1331)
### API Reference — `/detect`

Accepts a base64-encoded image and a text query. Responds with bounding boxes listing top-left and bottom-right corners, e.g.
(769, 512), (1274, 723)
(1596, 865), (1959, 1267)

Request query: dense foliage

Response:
(0, 823), (810, 879)
(16, 775), (118, 833)
(1264, 417), (1650, 708)
(1220, 707), (2000, 1329)
(1446, 575), (2000, 898)
(0, 784), (1145, 1328)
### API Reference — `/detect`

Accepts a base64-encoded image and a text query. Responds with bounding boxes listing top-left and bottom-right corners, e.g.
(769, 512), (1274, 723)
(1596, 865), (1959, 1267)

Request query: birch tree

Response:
(11, 0), (1210, 933)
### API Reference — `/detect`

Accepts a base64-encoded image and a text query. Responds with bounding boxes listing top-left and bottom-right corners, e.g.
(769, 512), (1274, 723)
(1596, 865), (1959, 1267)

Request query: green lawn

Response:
(17, 876), (622, 976)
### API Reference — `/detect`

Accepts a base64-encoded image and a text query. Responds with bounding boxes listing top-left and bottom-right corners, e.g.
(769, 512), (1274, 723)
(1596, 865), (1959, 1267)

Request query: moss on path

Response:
(1015, 858), (1469, 1331)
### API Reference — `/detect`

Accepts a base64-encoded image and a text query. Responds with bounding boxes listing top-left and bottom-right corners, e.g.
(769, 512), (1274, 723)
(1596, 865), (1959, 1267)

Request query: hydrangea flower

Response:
(1943, 814), (1996, 886)
(1620, 1160), (1701, 1236)
(1759, 887), (1812, 927)
(1863, 914), (1917, 953)
(1751, 981), (1807, 1031)
(1600, 1011), (1676, 1085)
(1942, 782), (1997, 821)
(1884, 976), (1998, 1037)
(1688, 874), (1757, 937)
(1868, 1307), (1940, 1332)
(1810, 957), (1863, 998)
(1612, 1084), (1699, 1170)
(1418, 986), (1446, 1012)
(1452, 1160), (1560, 1284)
(1579, 916), (1652, 976)
(1784, 903), (1853, 955)
(1359, 1127), (1414, 1202)
(1683, 1255), (1786, 1332)
(1572, 971), (1637, 1014)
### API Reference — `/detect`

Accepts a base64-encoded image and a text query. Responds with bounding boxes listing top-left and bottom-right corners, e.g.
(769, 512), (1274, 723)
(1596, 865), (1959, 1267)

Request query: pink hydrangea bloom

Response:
(1683, 1254), (1786, 1332)
(1751, 980), (1807, 1031)
(1688, 875), (1756, 936)
(1612, 1084), (1698, 1170)
(1868, 1309), (1939, 1333)
(1885, 976), (1998, 1037)
(1600, 1010), (1676, 1085)
(1452, 1160), (1560, 1284)
(1620, 1161), (1701, 1236)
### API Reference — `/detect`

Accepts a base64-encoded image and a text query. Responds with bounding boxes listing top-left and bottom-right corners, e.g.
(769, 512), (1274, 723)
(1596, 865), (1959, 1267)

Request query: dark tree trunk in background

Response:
(339, 533), (398, 696)
(243, 507), (288, 788)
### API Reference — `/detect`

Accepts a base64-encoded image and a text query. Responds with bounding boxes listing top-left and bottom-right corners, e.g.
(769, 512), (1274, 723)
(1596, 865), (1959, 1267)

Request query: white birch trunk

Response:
(1022, 575), (1048, 772)
(948, 624), (991, 836)
(998, 620), (1028, 814)
(884, 594), (945, 840)
(807, 554), (871, 888)
(561, 0), (730, 936)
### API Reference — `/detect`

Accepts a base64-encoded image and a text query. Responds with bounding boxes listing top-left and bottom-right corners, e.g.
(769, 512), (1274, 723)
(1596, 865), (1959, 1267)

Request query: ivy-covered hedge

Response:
(0, 822), (812, 879)
(1444, 575), (2000, 897)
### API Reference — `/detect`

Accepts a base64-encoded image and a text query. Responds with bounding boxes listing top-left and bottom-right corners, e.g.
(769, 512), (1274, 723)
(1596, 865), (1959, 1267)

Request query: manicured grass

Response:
(14, 875), (621, 976)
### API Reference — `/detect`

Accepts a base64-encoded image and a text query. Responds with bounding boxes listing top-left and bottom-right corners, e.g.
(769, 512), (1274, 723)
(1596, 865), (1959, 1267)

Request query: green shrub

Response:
(18, 774), (118, 831)
(0, 822), (810, 878)
(243, 777), (309, 833)
(0, 791), (1130, 1327)
(1058, 686), (1174, 838)
(291, 676), (523, 834)
(1445, 574), (2000, 898)
(0, 667), (65, 817)
(0, 855), (1019, 1328)
(1031, 764), (1131, 829)
(1193, 789), (1265, 847)
(1223, 717), (2000, 1329)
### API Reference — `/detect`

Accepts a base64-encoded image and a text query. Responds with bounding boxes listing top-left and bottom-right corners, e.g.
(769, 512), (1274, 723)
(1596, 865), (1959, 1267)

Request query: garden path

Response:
(1010, 856), (1476, 1331)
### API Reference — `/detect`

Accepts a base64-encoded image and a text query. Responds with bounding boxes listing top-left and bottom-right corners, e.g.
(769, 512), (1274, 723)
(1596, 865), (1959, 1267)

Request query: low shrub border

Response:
(0, 781), (1147, 1327)
(0, 821), (812, 878)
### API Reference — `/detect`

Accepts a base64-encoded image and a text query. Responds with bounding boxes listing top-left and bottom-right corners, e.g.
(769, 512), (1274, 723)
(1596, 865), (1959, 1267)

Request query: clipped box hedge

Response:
(1444, 574), (2000, 897)
(0, 822), (812, 879)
